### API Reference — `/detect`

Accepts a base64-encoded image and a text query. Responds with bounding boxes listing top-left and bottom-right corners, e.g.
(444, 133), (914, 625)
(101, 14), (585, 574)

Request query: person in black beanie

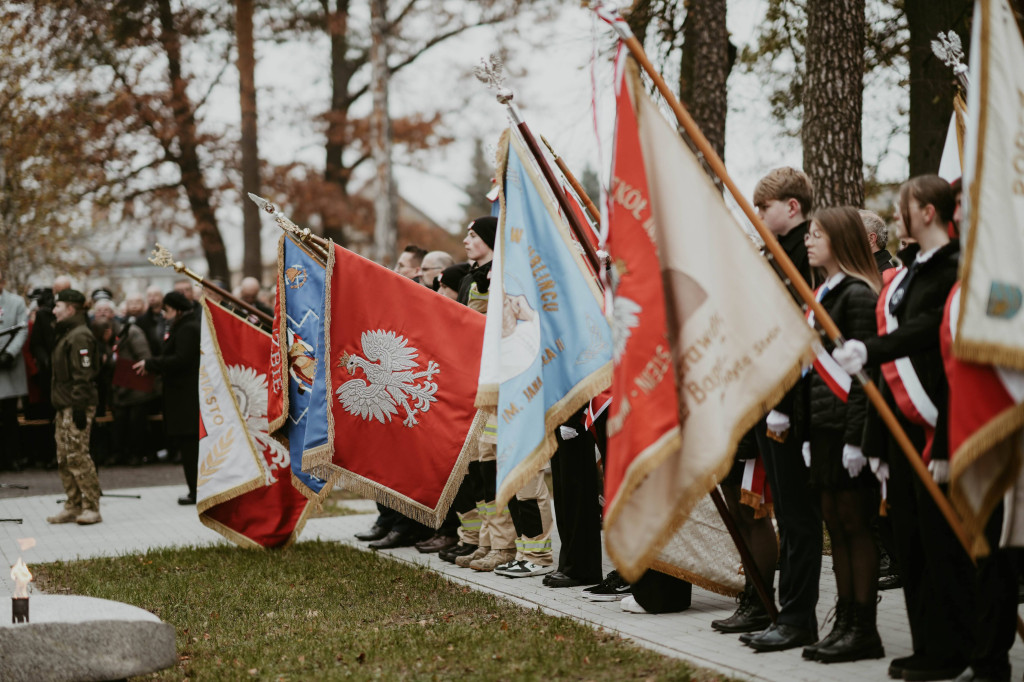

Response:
(436, 263), (471, 300)
(133, 291), (200, 505)
(458, 216), (496, 311)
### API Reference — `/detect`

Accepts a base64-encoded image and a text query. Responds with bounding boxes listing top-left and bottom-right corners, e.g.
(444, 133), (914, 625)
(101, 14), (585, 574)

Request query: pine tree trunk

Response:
(680, 0), (730, 160)
(802, 0), (865, 209)
(904, 0), (971, 176)
(156, 0), (230, 282)
(237, 0), (262, 281)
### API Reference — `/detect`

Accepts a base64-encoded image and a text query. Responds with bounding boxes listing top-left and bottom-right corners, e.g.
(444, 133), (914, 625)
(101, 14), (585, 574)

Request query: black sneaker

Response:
(582, 570), (631, 601)
(439, 542), (478, 564)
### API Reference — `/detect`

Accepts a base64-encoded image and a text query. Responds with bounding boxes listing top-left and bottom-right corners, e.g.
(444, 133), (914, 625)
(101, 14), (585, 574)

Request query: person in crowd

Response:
(173, 278), (202, 313)
(833, 175), (973, 681)
(0, 267), (29, 472)
(860, 209), (897, 273)
(109, 300), (156, 467)
(742, 167), (822, 653)
(138, 285), (167, 355)
(798, 207), (884, 663)
(419, 251), (455, 290)
(539, 408), (605, 588)
(394, 244), (428, 283)
(25, 286), (57, 468)
(134, 291), (200, 504)
(711, 428), (778, 633)
(52, 276), (72, 296)
(46, 289), (102, 525)
(239, 276), (273, 317)
(436, 263), (470, 302)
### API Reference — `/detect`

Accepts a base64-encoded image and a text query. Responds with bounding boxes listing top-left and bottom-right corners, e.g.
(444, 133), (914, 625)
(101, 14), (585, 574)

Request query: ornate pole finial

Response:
(247, 193), (329, 261)
(148, 243), (187, 275)
(931, 30), (969, 93)
(474, 54), (521, 122)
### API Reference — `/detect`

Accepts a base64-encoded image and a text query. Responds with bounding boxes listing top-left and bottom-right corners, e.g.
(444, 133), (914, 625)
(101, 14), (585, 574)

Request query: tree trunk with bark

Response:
(370, 0), (396, 266)
(904, 0), (971, 177)
(156, 0), (230, 282)
(237, 0), (262, 281)
(679, 0), (730, 160)
(323, 0), (355, 247)
(802, 0), (865, 209)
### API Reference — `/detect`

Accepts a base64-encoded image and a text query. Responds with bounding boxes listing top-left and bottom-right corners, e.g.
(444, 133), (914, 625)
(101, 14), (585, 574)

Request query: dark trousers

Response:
(170, 434), (199, 499)
(631, 569), (692, 613)
(550, 427), (603, 583)
(968, 503), (1020, 677)
(113, 403), (152, 464)
(374, 504), (430, 537)
(0, 396), (22, 470)
(756, 425), (822, 631)
(887, 424), (974, 665)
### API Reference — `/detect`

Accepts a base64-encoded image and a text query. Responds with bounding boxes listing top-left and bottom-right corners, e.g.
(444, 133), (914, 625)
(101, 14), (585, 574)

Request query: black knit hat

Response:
(467, 216), (497, 250)
(438, 263), (471, 292)
(56, 289), (86, 305)
(162, 291), (192, 312)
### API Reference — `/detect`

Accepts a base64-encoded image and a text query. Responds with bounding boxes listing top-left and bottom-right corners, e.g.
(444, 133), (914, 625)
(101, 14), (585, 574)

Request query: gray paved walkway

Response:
(2, 482), (1021, 681)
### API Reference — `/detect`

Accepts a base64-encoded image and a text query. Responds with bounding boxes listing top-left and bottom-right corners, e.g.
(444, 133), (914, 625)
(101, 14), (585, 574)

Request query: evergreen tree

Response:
(462, 138), (495, 225)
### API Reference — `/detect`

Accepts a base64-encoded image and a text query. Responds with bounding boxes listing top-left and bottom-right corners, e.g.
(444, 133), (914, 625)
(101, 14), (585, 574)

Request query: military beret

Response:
(56, 289), (86, 305)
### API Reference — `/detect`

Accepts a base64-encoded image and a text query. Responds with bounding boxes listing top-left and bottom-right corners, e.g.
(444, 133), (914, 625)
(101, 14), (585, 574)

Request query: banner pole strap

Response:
(600, 15), (977, 563)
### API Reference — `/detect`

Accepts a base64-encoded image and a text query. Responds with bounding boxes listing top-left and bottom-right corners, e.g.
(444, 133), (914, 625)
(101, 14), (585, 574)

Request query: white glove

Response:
(929, 459), (950, 485)
(842, 444), (867, 478)
(765, 410), (791, 439)
(559, 425), (579, 440)
(801, 441), (811, 468)
(869, 457), (889, 498)
(832, 339), (868, 375)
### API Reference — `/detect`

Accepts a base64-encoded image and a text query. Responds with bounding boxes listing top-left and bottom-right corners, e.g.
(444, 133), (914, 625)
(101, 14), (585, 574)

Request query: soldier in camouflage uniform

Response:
(46, 289), (102, 525)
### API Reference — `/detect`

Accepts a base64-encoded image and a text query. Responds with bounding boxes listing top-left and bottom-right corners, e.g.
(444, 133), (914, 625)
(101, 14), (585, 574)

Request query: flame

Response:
(16, 538), (36, 552)
(11, 558), (32, 598)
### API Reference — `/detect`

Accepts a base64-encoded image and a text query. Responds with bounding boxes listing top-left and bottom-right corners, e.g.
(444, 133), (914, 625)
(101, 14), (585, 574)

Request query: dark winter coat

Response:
(874, 249), (898, 273)
(796, 277), (878, 446)
(862, 241), (960, 461)
(767, 221), (812, 419)
(51, 311), (99, 410)
(145, 309), (200, 436)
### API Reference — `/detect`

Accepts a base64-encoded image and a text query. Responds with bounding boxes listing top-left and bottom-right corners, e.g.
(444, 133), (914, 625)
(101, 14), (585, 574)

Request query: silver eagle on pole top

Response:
(930, 30), (970, 93)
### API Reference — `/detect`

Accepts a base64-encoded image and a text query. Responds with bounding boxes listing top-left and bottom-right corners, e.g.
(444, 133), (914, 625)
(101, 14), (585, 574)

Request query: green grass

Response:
(35, 542), (737, 681)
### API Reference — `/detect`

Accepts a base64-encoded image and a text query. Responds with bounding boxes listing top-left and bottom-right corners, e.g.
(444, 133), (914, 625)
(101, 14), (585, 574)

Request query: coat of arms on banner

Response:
(336, 329), (440, 427)
(226, 364), (290, 483)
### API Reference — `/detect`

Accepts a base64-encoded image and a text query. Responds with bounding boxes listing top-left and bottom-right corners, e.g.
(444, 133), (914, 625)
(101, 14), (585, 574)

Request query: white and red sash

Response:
(877, 267), (939, 461)
(806, 283), (852, 402)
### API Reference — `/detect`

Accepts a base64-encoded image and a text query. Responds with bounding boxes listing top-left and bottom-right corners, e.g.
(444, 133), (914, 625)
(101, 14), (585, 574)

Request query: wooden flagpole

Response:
(147, 245), (273, 328)
(599, 12), (977, 560)
(540, 134), (603, 225)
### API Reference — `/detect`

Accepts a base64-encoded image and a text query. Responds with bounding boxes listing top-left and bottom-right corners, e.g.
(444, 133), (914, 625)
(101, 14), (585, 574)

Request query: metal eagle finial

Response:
(931, 30), (969, 92)
(148, 243), (183, 273)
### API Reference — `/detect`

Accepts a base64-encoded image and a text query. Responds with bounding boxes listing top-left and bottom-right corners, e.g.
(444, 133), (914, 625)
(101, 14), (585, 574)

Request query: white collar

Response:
(914, 245), (943, 265)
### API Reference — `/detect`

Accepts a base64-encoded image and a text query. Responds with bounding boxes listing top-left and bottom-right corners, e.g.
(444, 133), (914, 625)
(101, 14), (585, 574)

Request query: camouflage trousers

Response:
(55, 408), (101, 513)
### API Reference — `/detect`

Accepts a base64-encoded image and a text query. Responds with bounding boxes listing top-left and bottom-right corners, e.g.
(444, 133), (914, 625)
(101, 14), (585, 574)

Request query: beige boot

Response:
(75, 510), (102, 525)
(47, 508), (81, 524)
(470, 548), (517, 572)
(455, 545), (490, 568)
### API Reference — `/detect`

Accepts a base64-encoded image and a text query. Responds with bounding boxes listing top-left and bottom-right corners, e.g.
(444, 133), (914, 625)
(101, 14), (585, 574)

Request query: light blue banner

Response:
(494, 134), (612, 502)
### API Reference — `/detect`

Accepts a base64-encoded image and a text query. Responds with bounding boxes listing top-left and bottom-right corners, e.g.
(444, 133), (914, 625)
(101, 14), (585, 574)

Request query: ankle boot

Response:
(802, 599), (851, 660)
(816, 600), (885, 663)
(711, 582), (773, 633)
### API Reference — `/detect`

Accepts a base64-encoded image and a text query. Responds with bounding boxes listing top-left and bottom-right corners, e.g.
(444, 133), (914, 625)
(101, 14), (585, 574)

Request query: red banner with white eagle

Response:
(197, 301), (311, 548)
(302, 244), (487, 527)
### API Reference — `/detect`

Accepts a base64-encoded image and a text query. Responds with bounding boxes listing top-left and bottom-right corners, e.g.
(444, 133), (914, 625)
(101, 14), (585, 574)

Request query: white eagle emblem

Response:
(609, 295), (642, 362)
(227, 364), (290, 484)
(336, 330), (440, 427)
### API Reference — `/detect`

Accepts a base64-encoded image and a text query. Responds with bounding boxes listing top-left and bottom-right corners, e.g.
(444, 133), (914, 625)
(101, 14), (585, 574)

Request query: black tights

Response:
(721, 482), (778, 592)
(821, 487), (878, 605)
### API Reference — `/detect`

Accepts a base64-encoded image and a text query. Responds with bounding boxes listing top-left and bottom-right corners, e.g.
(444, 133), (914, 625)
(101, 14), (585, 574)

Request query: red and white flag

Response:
(600, 58), (815, 584)
(806, 284), (851, 402)
(944, 284), (1024, 555)
(304, 244), (487, 527)
(197, 301), (310, 548)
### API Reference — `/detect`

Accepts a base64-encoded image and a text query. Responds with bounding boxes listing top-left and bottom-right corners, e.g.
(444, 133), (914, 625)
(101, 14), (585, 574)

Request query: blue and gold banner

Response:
(483, 129), (613, 507)
(270, 235), (336, 503)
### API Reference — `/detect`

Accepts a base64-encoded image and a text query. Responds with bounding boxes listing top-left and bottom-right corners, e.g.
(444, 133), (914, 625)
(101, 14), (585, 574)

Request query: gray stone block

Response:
(0, 595), (176, 682)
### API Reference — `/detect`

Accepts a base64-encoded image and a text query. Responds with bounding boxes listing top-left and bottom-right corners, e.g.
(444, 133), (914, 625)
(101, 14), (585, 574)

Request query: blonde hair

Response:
(753, 167), (814, 216)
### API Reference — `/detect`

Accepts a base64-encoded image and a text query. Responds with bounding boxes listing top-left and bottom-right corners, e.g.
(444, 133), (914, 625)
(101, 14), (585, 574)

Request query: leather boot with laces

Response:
(711, 582), (773, 633)
(803, 599), (851, 660)
(816, 600), (885, 663)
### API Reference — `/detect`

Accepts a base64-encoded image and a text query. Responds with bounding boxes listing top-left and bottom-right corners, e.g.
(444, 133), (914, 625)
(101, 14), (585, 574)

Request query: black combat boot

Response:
(802, 599), (851, 660)
(711, 582), (773, 633)
(815, 600), (885, 663)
